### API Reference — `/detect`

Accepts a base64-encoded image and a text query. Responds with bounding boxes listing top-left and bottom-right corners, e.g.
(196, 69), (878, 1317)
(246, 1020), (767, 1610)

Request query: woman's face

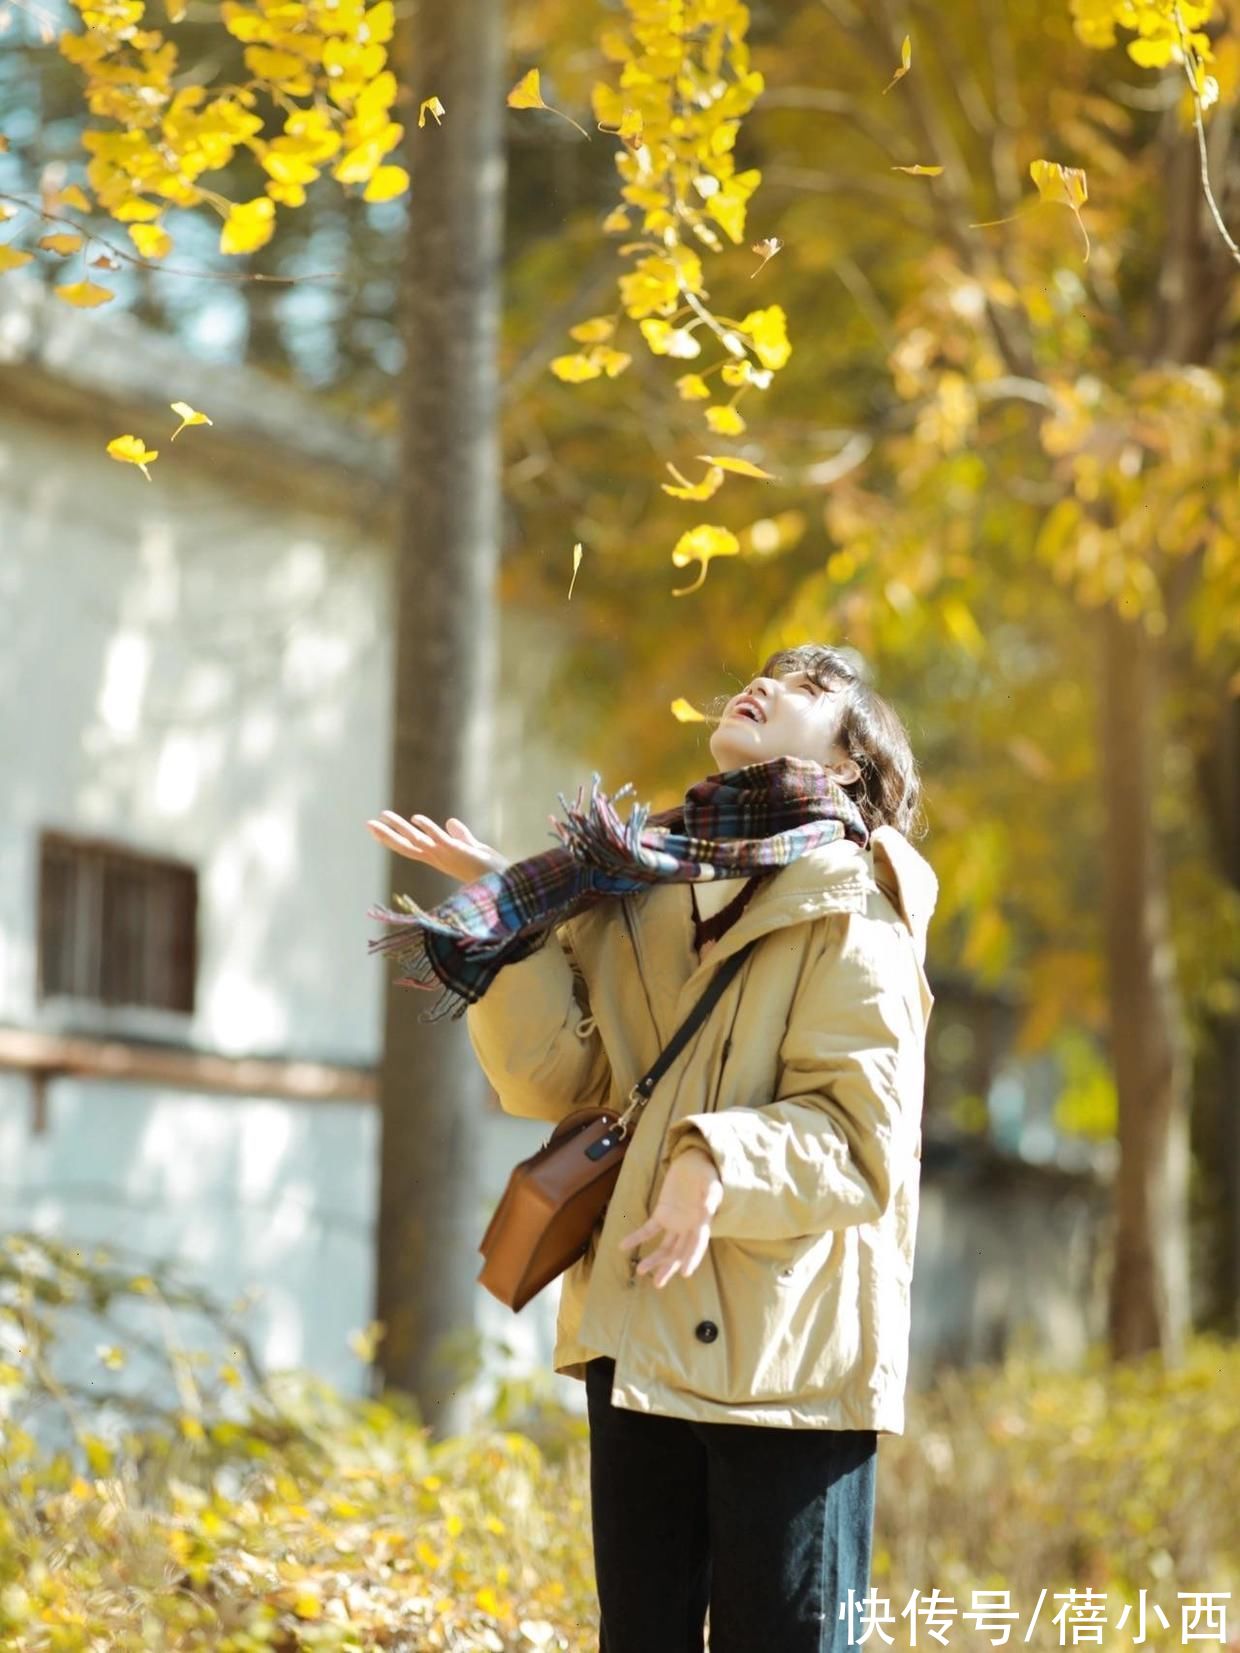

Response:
(708, 668), (861, 783)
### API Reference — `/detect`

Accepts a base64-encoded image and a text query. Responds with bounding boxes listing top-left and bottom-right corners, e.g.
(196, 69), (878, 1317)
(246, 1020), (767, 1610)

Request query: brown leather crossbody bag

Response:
(477, 938), (758, 1312)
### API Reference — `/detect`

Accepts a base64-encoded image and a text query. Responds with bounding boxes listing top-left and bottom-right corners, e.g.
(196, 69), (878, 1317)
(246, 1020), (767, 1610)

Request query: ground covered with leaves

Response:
(1, 1235), (1237, 1651)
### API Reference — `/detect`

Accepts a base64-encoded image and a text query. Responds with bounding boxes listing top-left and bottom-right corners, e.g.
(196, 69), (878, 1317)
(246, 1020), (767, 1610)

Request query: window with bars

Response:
(37, 831), (198, 1014)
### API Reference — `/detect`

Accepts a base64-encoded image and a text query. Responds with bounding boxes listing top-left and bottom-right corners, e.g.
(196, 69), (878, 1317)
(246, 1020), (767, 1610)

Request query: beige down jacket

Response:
(465, 824), (938, 1435)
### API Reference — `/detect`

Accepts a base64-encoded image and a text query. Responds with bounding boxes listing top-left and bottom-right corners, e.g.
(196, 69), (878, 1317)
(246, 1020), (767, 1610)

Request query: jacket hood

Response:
(867, 825), (938, 966)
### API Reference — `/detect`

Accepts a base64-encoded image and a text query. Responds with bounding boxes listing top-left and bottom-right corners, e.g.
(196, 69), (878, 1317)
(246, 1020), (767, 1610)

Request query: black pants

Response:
(585, 1357), (878, 1653)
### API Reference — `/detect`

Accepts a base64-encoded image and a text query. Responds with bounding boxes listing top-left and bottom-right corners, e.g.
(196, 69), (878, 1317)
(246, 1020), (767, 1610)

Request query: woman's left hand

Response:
(619, 1147), (724, 1288)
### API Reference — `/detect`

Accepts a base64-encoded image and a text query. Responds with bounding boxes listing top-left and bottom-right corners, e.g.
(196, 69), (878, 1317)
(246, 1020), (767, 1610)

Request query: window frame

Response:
(36, 829), (199, 1016)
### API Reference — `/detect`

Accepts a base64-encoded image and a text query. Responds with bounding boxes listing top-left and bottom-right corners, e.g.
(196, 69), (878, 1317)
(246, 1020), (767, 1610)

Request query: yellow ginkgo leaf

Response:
(550, 352), (603, 382)
(883, 34), (912, 94)
(0, 207), (14, 223)
(0, 245), (34, 272)
(1029, 159), (1090, 260)
(705, 404), (746, 436)
(749, 236), (782, 277)
(507, 68), (546, 109)
(166, 0), (187, 20)
(220, 197), (276, 256)
(671, 698), (707, 723)
(676, 373), (712, 401)
(569, 315), (616, 344)
(54, 185), (92, 212)
(170, 402), (212, 441)
(418, 96), (445, 127)
(507, 68), (590, 139)
(54, 280), (114, 307)
(38, 233), (83, 256)
(107, 434), (159, 482)
(129, 223), (172, 259)
(670, 524), (741, 597)
(662, 463), (725, 502)
(364, 165), (410, 203)
(891, 164), (943, 176)
(568, 541), (583, 600)
(1030, 158), (1088, 208)
(695, 455), (777, 479)
(592, 346), (631, 378)
(602, 206), (630, 234)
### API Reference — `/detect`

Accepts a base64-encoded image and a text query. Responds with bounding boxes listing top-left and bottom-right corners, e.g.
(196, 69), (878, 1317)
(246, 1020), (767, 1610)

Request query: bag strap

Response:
(615, 936), (759, 1134)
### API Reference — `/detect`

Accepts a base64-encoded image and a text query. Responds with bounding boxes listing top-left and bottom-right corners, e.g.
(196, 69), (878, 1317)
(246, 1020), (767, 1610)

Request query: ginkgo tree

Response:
(500, 0), (1240, 1355)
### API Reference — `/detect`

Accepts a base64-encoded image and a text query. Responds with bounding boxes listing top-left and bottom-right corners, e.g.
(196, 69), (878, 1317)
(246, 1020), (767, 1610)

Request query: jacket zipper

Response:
(620, 897), (661, 1287)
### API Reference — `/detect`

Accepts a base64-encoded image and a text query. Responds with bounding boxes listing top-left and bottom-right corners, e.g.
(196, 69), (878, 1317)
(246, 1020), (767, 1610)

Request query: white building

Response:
(0, 277), (576, 1421)
(0, 279), (1108, 1432)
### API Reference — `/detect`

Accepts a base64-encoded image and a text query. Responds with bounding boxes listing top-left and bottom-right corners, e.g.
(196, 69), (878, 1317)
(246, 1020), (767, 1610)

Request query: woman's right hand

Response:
(365, 811), (510, 885)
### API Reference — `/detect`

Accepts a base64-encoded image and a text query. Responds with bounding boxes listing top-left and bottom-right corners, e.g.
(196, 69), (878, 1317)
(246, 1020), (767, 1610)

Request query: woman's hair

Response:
(725, 642), (927, 842)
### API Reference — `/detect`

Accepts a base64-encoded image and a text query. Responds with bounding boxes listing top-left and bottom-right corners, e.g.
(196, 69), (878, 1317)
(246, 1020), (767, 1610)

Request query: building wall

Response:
(0, 393), (580, 1414)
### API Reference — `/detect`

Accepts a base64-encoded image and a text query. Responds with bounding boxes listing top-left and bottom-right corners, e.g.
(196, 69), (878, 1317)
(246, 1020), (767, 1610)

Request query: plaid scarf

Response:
(367, 755), (869, 1021)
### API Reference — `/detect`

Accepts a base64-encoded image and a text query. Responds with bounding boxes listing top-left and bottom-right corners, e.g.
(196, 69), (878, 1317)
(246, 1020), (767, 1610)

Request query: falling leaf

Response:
(670, 524), (741, 597)
(892, 164), (943, 176)
(107, 434), (159, 481)
(671, 698), (707, 722)
(568, 541), (583, 600)
(418, 95), (446, 127)
(169, 401), (212, 441)
(0, 136), (8, 153)
(882, 34), (912, 95)
(507, 69), (590, 139)
(0, 245), (34, 272)
(662, 462), (725, 502)
(695, 454), (777, 479)
(37, 233), (83, 256)
(1029, 159), (1090, 260)
(91, 253), (120, 270)
(54, 279), (114, 307)
(749, 236), (782, 277)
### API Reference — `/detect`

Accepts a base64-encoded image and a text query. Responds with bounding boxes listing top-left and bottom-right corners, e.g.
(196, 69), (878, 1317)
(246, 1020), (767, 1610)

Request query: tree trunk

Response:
(374, 0), (506, 1437)
(1097, 603), (1193, 1359)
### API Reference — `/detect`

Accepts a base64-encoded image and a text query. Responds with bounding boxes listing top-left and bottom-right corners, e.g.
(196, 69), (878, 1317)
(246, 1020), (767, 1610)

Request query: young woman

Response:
(366, 642), (938, 1653)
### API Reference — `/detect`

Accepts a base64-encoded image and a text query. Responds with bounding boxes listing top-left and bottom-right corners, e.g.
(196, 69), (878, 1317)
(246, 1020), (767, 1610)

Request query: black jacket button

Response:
(694, 1320), (719, 1343)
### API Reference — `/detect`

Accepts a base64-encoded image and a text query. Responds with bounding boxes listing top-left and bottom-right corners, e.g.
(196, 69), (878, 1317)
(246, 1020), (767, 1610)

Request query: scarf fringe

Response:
(365, 900), (470, 1022)
(550, 775), (657, 879)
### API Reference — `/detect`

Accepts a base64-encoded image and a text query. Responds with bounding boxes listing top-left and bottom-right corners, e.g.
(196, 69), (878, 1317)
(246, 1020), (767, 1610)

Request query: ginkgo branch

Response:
(1171, 3), (1240, 268)
(0, 193), (346, 286)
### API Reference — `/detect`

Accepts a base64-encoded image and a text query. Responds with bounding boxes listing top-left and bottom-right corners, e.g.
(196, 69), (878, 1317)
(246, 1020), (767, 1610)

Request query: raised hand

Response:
(365, 811), (509, 885)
